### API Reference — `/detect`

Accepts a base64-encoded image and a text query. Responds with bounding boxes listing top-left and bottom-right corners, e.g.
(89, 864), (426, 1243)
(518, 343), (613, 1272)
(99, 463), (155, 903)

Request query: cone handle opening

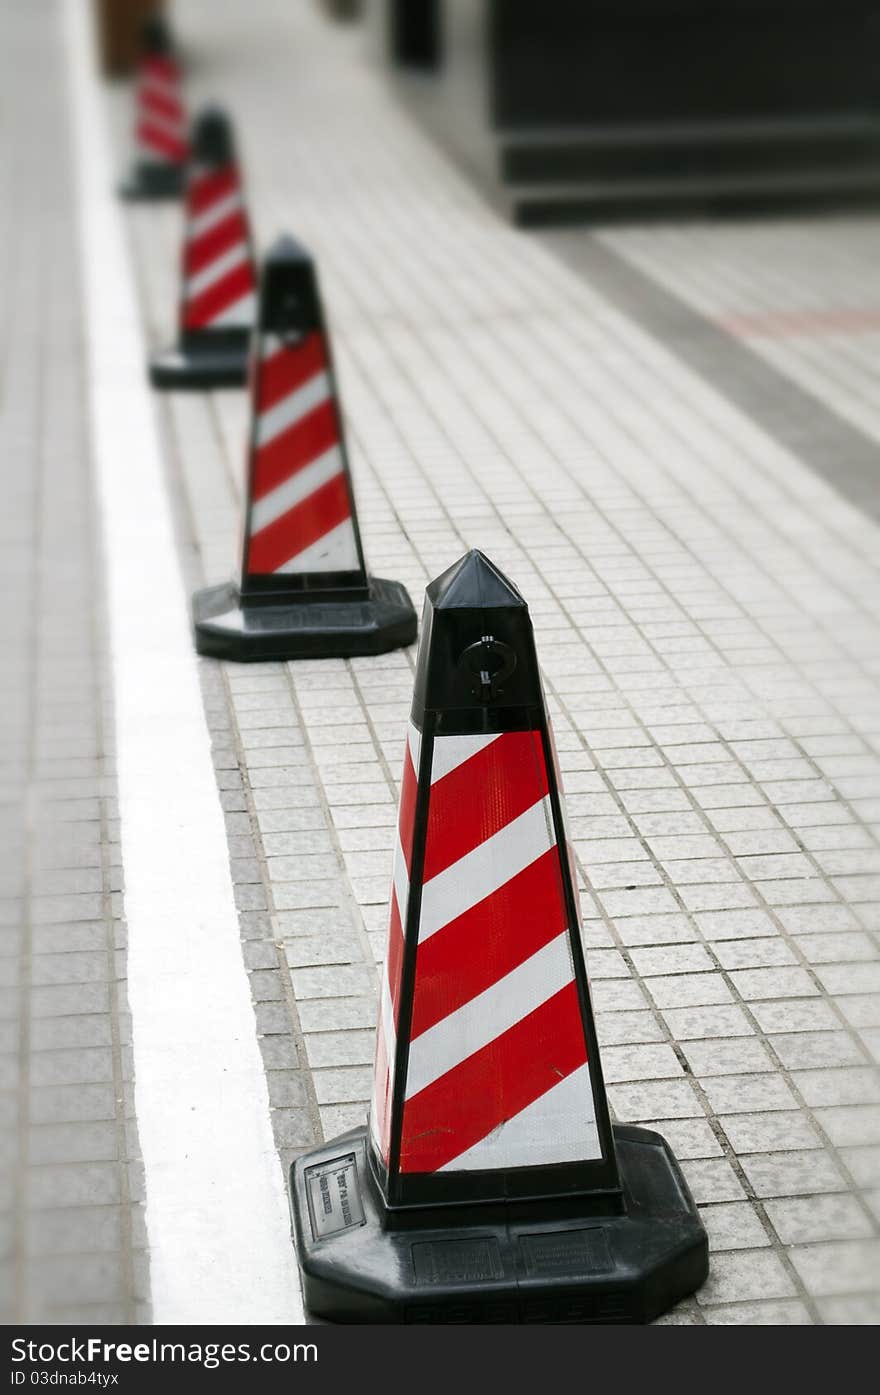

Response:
(460, 636), (517, 702)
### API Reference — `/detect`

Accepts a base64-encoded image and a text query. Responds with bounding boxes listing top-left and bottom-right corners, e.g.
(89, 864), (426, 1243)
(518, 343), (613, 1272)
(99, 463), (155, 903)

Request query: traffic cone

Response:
(192, 234), (418, 660)
(118, 15), (188, 201)
(288, 551), (708, 1323)
(149, 108), (257, 389)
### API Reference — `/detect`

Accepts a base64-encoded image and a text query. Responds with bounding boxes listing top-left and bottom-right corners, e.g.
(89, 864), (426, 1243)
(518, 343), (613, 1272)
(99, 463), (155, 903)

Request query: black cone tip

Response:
(142, 13), (173, 56)
(259, 234), (322, 337)
(428, 550), (526, 612)
(413, 551), (542, 719)
(265, 233), (314, 269)
(192, 106), (236, 166)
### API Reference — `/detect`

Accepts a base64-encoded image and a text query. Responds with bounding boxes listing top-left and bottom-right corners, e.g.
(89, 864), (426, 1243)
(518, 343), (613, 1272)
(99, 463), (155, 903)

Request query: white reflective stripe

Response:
(368, 1025), (391, 1150)
(418, 796), (555, 943)
(256, 370), (331, 450)
(261, 333), (285, 362)
(405, 932), (574, 1100)
(259, 333), (321, 362)
(139, 71), (180, 103)
(438, 1065), (601, 1171)
(185, 242), (249, 300)
(430, 732), (503, 785)
(392, 835), (410, 929)
(408, 721), (422, 784)
(390, 722), (420, 922)
(380, 968), (396, 1065)
(273, 517), (358, 574)
(250, 446), (344, 537)
(204, 291), (256, 330)
(369, 961), (397, 1149)
(137, 107), (185, 140)
(368, 1072), (384, 1150)
(188, 190), (243, 240)
(368, 1096), (381, 1147)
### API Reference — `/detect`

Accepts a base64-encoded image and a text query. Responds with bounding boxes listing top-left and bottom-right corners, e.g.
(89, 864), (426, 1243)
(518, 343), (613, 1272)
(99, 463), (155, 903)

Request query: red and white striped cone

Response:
(118, 15), (188, 201)
(289, 551), (708, 1323)
(150, 107), (257, 389)
(192, 234), (417, 660)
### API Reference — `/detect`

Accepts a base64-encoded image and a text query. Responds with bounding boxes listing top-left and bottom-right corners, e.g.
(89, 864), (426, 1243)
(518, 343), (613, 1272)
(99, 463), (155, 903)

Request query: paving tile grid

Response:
(116, 0), (880, 1322)
(596, 215), (880, 463)
(0, 0), (148, 1324)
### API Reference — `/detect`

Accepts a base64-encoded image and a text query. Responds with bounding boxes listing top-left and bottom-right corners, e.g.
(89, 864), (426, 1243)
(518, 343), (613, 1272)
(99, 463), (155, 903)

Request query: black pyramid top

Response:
(413, 551), (544, 720)
(428, 549), (527, 612)
(192, 106), (235, 167)
(259, 234), (322, 337)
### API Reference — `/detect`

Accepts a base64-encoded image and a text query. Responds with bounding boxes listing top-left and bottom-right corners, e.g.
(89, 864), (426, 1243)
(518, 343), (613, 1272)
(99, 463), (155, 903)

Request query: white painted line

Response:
(65, 0), (303, 1326)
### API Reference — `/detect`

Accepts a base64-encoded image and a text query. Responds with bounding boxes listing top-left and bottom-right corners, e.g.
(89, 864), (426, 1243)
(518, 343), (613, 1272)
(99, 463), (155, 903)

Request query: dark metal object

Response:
(369, 0), (880, 224)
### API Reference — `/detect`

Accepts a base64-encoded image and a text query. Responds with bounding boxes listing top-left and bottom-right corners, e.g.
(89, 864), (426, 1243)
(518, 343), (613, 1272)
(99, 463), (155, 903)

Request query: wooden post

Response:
(93, 0), (168, 77)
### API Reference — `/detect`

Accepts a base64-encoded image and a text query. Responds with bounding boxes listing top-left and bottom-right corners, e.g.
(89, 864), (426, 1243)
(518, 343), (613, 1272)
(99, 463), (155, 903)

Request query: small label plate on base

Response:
(305, 1153), (365, 1240)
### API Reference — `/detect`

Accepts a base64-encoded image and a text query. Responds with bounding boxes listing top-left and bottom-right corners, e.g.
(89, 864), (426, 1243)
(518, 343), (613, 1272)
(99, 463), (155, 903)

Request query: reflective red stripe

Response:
(387, 890), (406, 1027)
(258, 334), (328, 414)
(422, 730), (549, 883)
(388, 737), (419, 1020)
(137, 121), (187, 162)
(135, 53), (186, 162)
(186, 210), (248, 277)
(144, 55), (178, 82)
(184, 261), (254, 331)
(251, 401), (338, 501)
(142, 88), (184, 123)
(400, 982), (587, 1173)
(246, 472), (350, 574)
(398, 743), (418, 875)
(188, 167), (239, 214)
(410, 846), (567, 1040)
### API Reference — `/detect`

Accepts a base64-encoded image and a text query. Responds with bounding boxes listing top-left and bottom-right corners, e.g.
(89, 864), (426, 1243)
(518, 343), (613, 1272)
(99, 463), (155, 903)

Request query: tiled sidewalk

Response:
(0, 0), (147, 1323)
(123, 0), (880, 1322)
(597, 216), (880, 460)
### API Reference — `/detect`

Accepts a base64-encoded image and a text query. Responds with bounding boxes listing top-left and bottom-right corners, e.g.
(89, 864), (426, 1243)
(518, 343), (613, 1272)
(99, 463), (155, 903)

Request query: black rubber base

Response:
(289, 1124), (708, 1324)
(192, 578), (418, 661)
(118, 162), (184, 202)
(149, 340), (249, 389)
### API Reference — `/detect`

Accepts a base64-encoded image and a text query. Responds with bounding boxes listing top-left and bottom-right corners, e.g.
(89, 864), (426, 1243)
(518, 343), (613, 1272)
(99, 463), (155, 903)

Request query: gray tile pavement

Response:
(0, 0), (147, 1324)
(545, 231), (880, 525)
(91, 0), (880, 1324)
